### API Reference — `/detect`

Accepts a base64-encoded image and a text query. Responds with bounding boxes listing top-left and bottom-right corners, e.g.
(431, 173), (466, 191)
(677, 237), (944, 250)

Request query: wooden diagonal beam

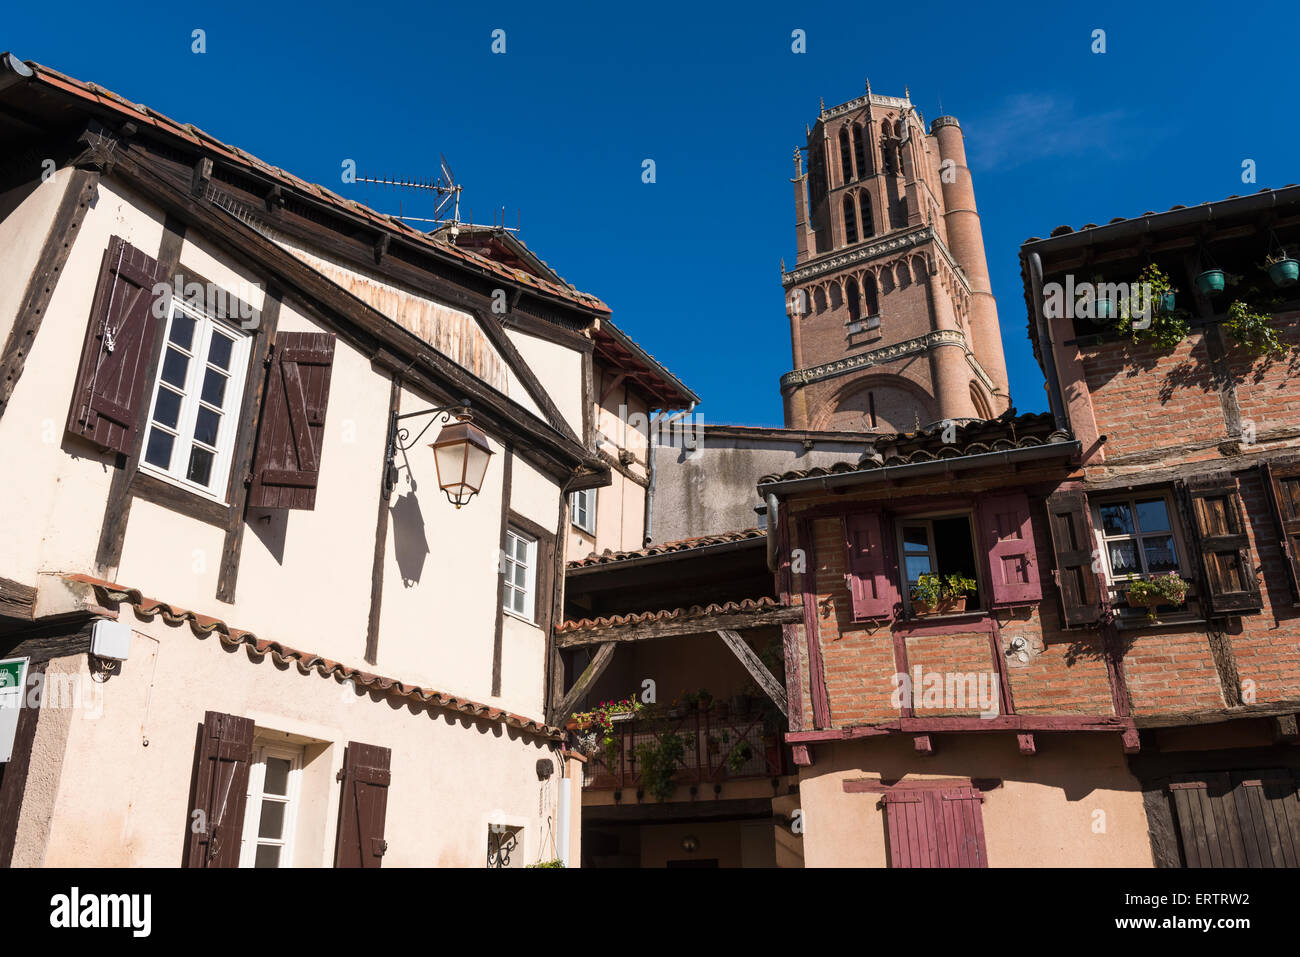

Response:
(548, 641), (616, 727)
(716, 629), (788, 719)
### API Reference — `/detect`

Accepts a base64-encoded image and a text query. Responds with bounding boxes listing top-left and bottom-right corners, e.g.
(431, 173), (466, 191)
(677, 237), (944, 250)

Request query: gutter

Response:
(0, 52), (33, 93)
(1020, 186), (1300, 259)
(756, 440), (1082, 497)
(568, 532), (765, 578)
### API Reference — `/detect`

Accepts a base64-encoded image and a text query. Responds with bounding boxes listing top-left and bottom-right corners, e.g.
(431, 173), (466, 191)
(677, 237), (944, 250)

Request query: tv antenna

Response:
(353, 154), (521, 242)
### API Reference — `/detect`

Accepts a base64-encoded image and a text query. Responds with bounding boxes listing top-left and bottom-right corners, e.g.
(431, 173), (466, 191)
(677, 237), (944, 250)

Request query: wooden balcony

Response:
(581, 706), (789, 790)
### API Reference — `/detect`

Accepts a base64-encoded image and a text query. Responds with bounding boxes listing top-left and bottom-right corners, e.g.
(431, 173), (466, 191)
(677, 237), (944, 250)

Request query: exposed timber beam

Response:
(716, 629), (787, 719)
(548, 641), (615, 727)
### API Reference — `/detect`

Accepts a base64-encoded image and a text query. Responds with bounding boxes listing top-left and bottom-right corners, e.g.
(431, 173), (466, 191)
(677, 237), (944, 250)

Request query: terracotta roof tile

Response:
(556, 597), (783, 634)
(24, 61), (609, 316)
(569, 528), (766, 569)
(64, 574), (561, 740)
(757, 412), (1072, 484)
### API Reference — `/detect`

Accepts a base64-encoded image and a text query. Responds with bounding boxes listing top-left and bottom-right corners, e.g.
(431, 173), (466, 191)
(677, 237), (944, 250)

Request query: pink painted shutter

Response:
(979, 492), (1043, 606)
(844, 510), (897, 620)
(66, 236), (169, 454)
(883, 787), (988, 868)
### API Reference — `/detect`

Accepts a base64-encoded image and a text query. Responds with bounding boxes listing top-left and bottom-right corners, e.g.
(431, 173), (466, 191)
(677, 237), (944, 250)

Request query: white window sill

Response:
(138, 462), (231, 506)
(502, 608), (538, 627)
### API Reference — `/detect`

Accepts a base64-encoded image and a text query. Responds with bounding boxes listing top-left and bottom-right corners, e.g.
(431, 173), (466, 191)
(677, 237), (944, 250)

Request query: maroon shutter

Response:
(184, 710), (254, 868)
(843, 510), (897, 620)
(1261, 462), (1300, 604)
(248, 332), (336, 509)
(334, 741), (391, 868)
(65, 236), (169, 454)
(1178, 473), (1262, 613)
(1045, 487), (1102, 626)
(882, 787), (988, 868)
(978, 492), (1043, 606)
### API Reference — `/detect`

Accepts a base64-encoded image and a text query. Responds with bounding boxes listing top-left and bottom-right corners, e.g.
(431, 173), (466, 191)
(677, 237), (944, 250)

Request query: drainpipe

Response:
(765, 492), (780, 572)
(1027, 251), (1071, 433)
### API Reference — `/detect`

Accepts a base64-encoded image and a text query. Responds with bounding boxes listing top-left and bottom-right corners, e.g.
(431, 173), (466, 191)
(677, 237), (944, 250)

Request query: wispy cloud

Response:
(963, 93), (1146, 173)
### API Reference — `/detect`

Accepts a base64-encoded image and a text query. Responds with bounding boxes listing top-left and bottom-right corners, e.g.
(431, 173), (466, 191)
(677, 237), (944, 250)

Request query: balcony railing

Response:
(580, 706), (788, 790)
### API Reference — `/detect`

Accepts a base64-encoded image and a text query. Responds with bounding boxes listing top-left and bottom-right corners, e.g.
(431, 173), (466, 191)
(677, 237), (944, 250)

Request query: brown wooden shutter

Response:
(65, 236), (169, 454)
(1261, 461), (1300, 604)
(978, 492), (1043, 606)
(184, 710), (254, 868)
(333, 741), (391, 868)
(1231, 770), (1300, 867)
(882, 787), (988, 868)
(843, 510), (898, 620)
(1045, 487), (1101, 626)
(248, 331), (336, 509)
(1177, 473), (1262, 613)
(1167, 773), (1248, 867)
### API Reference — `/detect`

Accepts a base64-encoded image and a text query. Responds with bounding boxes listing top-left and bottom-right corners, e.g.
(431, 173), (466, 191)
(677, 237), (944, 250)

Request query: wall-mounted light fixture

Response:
(383, 398), (494, 508)
(681, 835), (699, 853)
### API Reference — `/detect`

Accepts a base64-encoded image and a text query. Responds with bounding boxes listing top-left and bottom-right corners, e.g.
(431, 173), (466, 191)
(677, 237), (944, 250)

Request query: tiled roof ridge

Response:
(64, 573), (561, 740)
(569, 527), (766, 569)
(757, 420), (1074, 484)
(26, 61), (609, 316)
(556, 596), (783, 633)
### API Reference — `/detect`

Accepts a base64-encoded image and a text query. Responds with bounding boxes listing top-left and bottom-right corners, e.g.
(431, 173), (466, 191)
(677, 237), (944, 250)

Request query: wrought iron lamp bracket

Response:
(383, 398), (472, 500)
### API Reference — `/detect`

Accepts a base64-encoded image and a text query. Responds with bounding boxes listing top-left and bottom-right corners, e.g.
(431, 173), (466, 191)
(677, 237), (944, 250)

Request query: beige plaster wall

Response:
(797, 734), (1154, 868)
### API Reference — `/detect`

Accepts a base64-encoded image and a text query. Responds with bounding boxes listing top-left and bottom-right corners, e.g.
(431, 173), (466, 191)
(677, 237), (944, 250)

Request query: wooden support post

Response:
(913, 734), (934, 755)
(716, 629), (788, 718)
(1017, 732), (1037, 756)
(792, 744), (813, 767)
(548, 641), (616, 727)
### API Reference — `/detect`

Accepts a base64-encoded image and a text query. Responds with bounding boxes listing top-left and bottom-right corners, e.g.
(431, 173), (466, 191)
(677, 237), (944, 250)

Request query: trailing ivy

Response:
(1224, 300), (1285, 356)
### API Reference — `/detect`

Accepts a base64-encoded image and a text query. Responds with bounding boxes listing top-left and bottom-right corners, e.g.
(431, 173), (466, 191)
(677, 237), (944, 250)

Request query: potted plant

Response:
(910, 573), (977, 616)
(1195, 268), (1226, 295)
(635, 732), (687, 802)
(1266, 251), (1299, 288)
(1224, 300), (1285, 356)
(726, 739), (754, 774)
(1125, 572), (1191, 622)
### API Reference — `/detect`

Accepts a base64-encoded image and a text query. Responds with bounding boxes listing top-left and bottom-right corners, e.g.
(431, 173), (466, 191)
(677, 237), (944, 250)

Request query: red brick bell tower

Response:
(780, 83), (1010, 432)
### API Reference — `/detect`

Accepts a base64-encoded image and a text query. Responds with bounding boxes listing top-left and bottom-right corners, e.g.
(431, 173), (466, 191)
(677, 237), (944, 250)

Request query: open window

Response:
(897, 513), (983, 617)
(239, 742), (303, 868)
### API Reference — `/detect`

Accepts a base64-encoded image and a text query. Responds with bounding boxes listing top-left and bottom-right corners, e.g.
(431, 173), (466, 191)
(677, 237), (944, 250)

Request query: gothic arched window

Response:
(863, 274), (879, 316)
(858, 192), (874, 238)
(846, 278), (861, 322)
(843, 195), (858, 244)
(853, 125), (868, 179)
(838, 127), (853, 182)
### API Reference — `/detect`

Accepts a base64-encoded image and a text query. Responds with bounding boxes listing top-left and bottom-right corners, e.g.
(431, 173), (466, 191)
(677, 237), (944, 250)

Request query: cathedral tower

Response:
(780, 84), (1010, 432)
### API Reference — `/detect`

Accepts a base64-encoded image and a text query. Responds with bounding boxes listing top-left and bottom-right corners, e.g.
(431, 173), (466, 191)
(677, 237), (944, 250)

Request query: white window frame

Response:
(139, 295), (252, 504)
(1093, 493), (1187, 584)
(571, 488), (596, 535)
(238, 742), (303, 869)
(503, 527), (538, 622)
(896, 511), (985, 615)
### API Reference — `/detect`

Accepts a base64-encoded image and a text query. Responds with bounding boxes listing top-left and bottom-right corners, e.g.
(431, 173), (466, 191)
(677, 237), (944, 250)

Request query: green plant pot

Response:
(1268, 259), (1299, 287)
(1094, 297), (1114, 320)
(1195, 269), (1225, 296)
(1159, 292), (1176, 313)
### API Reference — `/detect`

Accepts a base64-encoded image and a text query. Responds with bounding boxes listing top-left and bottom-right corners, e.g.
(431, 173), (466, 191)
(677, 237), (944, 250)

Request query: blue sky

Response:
(7, 2), (1296, 425)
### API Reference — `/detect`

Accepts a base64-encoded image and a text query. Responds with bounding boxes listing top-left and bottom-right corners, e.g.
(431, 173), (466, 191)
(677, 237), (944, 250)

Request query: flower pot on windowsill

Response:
(912, 596), (967, 617)
(1124, 593), (1186, 623)
(609, 711), (635, 725)
(566, 718), (594, 732)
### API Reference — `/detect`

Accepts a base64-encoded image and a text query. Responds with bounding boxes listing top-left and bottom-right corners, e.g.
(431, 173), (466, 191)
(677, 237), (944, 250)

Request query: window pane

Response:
(1108, 540), (1140, 575)
(263, 757), (291, 796)
(144, 428), (174, 470)
(194, 406), (221, 447)
(1100, 504), (1134, 536)
(208, 333), (234, 370)
(1143, 536), (1178, 573)
(511, 589), (525, 614)
(904, 554), (932, 582)
(513, 563), (525, 587)
(257, 800), (286, 839)
(254, 844), (280, 868)
(1135, 499), (1171, 533)
(903, 527), (929, 550)
(152, 387), (182, 429)
(168, 313), (196, 351)
(201, 368), (227, 407)
(187, 446), (214, 486)
(161, 348), (189, 388)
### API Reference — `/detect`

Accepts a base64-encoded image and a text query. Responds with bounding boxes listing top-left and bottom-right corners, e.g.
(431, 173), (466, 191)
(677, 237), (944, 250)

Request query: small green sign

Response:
(0, 659), (24, 690)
